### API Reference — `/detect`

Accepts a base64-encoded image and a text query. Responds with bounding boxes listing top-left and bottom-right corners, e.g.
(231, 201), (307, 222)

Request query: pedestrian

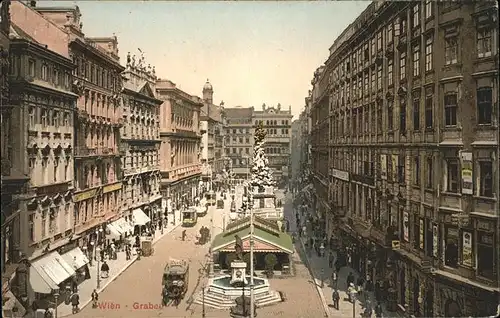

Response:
(375, 302), (383, 318)
(357, 276), (365, 297)
(182, 230), (187, 241)
(347, 283), (356, 303)
(332, 289), (340, 310)
(363, 300), (373, 317)
(346, 272), (355, 288)
(335, 260), (341, 273)
(100, 261), (110, 279)
(331, 270), (338, 288)
(71, 292), (80, 314)
(328, 252), (334, 268)
(91, 289), (99, 308)
(319, 242), (325, 257)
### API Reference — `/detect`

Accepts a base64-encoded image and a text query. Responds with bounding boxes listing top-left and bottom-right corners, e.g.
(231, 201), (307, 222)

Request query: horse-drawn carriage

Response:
(162, 258), (189, 306)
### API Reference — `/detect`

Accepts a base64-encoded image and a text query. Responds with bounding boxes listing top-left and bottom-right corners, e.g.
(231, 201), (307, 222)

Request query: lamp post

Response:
(349, 289), (357, 318)
(202, 284), (206, 318)
(96, 246), (101, 289)
(53, 288), (60, 318)
(249, 187), (255, 318)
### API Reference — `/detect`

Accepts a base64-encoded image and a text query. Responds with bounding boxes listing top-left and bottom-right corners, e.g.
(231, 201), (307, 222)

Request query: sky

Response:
(41, 1), (370, 118)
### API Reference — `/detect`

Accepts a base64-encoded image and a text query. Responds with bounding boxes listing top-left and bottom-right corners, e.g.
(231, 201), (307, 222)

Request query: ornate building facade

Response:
(120, 51), (162, 225)
(200, 80), (225, 191)
(253, 103), (293, 187)
(156, 79), (202, 218)
(321, 1), (499, 317)
(224, 107), (254, 180)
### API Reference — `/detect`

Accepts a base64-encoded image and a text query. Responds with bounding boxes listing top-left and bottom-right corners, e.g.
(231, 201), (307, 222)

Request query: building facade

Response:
(290, 119), (302, 188)
(224, 107), (254, 180)
(253, 103), (293, 187)
(309, 66), (330, 234)
(156, 79), (202, 217)
(322, 1), (499, 317)
(120, 51), (162, 225)
(200, 80), (225, 191)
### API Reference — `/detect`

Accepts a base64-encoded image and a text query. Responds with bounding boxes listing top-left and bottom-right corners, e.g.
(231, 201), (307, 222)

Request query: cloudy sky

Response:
(41, 1), (370, 118)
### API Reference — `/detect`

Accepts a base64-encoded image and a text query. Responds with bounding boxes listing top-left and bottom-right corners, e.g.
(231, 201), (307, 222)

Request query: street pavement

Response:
(290, 191), (403, 318)
(58, 214), (181, 317)
(69, 208), (214, 318)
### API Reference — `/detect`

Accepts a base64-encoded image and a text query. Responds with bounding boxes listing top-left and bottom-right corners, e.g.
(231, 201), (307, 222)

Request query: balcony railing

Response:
(74, 146), (118, 157)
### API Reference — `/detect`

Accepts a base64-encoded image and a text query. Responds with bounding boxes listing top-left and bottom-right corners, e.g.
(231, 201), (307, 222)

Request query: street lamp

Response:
(96, 246), (101, 289)
(202, 284), (206, 318)
(53, 288), (60, 318)
(249, 186), (255, 318)
(349, 288), (357, 318)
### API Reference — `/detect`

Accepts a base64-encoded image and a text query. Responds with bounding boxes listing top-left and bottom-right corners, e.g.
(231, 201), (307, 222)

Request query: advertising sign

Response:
(380, 154), (387, 180)
(460, 151), (473, 195)
(462, 231), (473, 267)
(419, 219), (424, 250)
(432, 224), (438, 257)
(403, 211), (409, 242)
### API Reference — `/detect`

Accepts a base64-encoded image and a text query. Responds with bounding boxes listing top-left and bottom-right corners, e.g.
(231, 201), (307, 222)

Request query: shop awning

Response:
(29, 251), (75, 294)
(61, 247), (89, 271)
(118, 218), (134, 233)
(133, 208), (151, 226)
(107, 223), (122, 238)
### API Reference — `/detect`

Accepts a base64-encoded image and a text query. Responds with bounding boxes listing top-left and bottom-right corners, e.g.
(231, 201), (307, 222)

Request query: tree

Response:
(250, 122), (275, 191)
(264, 253), (278, 278)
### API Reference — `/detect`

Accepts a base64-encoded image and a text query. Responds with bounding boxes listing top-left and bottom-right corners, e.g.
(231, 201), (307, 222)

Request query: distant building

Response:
(200, 80), (225, 191)
(120, 52), (163, 225)
(156, 79), (203, 215)
(290, 119), (301, 187)
(224, 107), (254, 181)
(253, 103), (293, 187)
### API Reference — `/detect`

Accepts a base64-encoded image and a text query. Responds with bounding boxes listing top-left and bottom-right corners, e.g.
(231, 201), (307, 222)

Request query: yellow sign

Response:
(392, 240), (400, 249)
(73, 189), (97, 202)
(103, 182), (122, 194)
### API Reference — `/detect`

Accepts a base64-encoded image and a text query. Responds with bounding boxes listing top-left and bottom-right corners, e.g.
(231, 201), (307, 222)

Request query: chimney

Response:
(29, 1), (36, 7)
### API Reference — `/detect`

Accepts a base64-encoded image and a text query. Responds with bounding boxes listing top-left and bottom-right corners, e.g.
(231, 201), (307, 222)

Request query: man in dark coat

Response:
(71, 292), (80, 314)
(346, 272), (355, 288)
(332, 289), (340, 310)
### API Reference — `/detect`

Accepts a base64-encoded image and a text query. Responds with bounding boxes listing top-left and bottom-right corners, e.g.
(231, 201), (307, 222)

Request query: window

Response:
(444, 93), (458, 127)
(41, 64), (48, 81)
(425, 37), (433, 71)
(28, 214), (35, 242)
(377, 107), (382, 133)
(412, 4), (420, 28)
(398, 155), (405, 183)
(52, 110), (59, 127)
(444, 37), (458, 65)
(425, 95), (433, 128)
(371, 37), (376, 56)
(413, 45), (420, 77)
(400, 101), (406, 132)
(54, 157), (59, 182)
(388, 59), (393, 86)
(446, 159), (459, 193)
(41, 209), (47, 238)
(377, 31), (382, 51)
(29, 106), (36, 127)
(479, 161), (493, 197)
(425, 0), (433, 19)
(444, 226), (459, 268)
(53, 68), (59, 85)
(477, 231), (495, 279)
(364, 72), (369, 94)
(413, 98), (420, 130)
(41, 109), (48, 127)
(399, 18), (407, 35)
(371, 71), (376, 92)
(28, 59), (35, 77)
(399, 51), (406, 80)
(413, 156), (420, 186)
(388, 101), (394, 131)
(413, 215), (421, 250)
(377, 65), (382, 90)
(477, 87), (492, 125)
(477, 28), (492, 58)
(64, 112), (70, 126)
(387, 23), (394, 43)
(426, 157), (433, 188)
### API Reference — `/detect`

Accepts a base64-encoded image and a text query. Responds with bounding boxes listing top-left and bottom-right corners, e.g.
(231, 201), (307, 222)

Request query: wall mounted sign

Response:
(462, 231), (472, 267)
(432, 224), (438, 257)
(460, 151), (473, 195)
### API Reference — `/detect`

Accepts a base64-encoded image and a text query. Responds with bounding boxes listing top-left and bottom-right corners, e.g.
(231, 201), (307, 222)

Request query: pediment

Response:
(139, 82), (156, 98)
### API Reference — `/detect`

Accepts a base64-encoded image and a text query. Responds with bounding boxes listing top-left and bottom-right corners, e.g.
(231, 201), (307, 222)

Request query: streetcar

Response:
(182, 207), (198, 227)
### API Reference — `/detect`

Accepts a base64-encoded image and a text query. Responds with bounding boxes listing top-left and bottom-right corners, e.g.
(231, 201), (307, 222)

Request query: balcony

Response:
(74, 146), (119, 158)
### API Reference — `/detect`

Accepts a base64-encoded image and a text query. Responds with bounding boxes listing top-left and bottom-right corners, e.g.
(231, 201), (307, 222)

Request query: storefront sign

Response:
(351, 174), (374, 186)
(432, 224), (438, 257)
(462, 231), (472, 267)
(103, 182), (122, 194)
(392, 155), (398, 181)
(419, 219), (424, 250)
(331, 168), (349, 181)
(73, 189), (97, 202)
(36, 182), (69, 196)
(391, 240), (400, 249)
(460, 151), (473, 195)
(403, 211), (409, 242)
(380, 154), (387, 180)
